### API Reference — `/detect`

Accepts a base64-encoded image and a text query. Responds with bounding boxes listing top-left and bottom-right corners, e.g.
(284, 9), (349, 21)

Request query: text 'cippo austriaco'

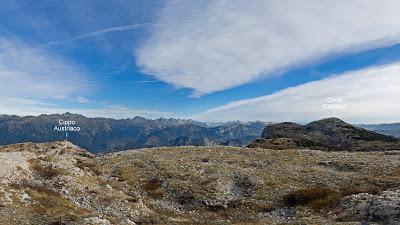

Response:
(54, 119), (80, 132)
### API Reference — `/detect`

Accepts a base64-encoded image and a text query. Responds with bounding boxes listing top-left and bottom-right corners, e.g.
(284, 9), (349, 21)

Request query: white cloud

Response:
(0, 37), (92, 99)
(194, 63), (400, 124)
(0, 37), (171, 119)
(137, 0), (400, 96)
(0, 97), (172, 119)
(0, 37), (102, 116)
(76, 96), (90, 104)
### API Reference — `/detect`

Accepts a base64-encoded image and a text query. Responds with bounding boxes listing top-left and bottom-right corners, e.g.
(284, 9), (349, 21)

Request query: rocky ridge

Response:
(249, 118), (400, 151)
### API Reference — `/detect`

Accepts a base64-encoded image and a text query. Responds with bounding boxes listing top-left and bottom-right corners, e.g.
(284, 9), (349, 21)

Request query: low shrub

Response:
(143, 177), (166, 199)
(283, 185), (381, 211)
(144, 177), (162, 191)
(76, 159), (102, 175)
(30, 161), (61, 180)
(283, 186), (340, 210)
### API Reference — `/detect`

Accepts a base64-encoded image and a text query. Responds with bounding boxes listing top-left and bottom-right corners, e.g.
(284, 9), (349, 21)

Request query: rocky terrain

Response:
(0, 113), (266, 153)
(0, 141), (399, 224)
(249, 118), (400, 151)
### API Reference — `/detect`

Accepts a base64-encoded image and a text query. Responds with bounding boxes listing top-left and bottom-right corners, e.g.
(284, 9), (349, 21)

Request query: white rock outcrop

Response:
(339, 190), (400, 224)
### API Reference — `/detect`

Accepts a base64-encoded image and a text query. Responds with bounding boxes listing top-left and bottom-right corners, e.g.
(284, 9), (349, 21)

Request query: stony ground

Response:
(0, 141), (399, 225)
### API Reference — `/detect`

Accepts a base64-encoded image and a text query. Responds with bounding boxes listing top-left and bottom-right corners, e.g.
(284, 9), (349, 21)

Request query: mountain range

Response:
(1, 113), (400, 153)
(358, 123), (400, 138)
(0, 113), (266, 153)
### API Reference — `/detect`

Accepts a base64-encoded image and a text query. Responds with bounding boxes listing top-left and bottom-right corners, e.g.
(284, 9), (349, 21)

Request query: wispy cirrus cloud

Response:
(137, 0), (400, 96)
(0, 37), (92, 102)
(194, 63), (400, 124)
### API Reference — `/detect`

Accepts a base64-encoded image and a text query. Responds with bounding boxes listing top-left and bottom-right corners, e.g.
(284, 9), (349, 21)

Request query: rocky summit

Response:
(0, 141), (399, 224)
(249, 118), (400, 151)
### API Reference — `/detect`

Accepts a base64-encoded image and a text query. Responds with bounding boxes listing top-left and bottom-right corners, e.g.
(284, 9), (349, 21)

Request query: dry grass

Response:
(30, 195), (89, 224)
(9, 180), (90, 223)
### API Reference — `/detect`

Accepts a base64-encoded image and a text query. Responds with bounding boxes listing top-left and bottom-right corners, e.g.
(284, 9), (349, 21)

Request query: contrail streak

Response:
(38, 23), (151, 48)
(135, 80), (160, 84)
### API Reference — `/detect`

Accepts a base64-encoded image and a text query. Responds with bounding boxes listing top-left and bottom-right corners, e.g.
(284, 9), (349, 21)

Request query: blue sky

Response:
(1, 0), (400, 123)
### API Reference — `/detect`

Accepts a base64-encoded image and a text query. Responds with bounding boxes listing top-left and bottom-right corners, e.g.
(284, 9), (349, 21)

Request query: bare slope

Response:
(0, 141), (399, 224)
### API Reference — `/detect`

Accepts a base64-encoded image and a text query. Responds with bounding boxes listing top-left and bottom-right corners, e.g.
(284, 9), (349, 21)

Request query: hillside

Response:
(0, 114), (266, 153)
(0, 141), (399, 224)
(249, 118), (400, 151)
